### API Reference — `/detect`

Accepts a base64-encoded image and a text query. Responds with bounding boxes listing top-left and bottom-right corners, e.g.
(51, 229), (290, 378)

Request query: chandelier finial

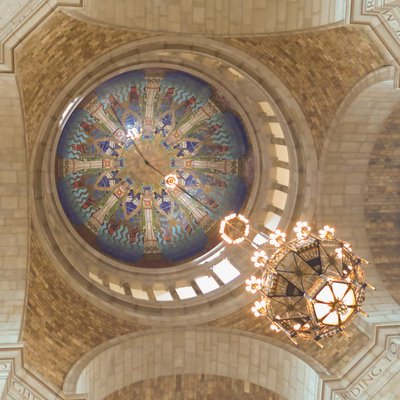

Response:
(220, 213), (250, 245)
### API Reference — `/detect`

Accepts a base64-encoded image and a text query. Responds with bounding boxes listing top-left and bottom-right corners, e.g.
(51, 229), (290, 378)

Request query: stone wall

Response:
(223, 27), (387, 157)
(370, 368), (400, 400)
(12, 9), (393, 394)
(0, 0), (30, 29)
(13, 11), (155, 388)
(14, 11), (152, 153)
(365, 104), (400, 305)
(79, 0), (346, 35)
(317, 79), (400, 321)
(103, 374), (285, 400)
(208, 305), (370, 376)
(74, 329), (320, 400)
(0, 75), (28, 344)
(23, 230), (149, 388)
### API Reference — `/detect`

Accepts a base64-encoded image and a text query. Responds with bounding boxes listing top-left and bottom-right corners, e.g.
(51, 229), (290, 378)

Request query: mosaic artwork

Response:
(55, 69), (252, 267)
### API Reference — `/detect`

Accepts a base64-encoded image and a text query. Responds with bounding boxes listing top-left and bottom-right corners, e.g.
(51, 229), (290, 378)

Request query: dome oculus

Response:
(55, 69), (252, 267)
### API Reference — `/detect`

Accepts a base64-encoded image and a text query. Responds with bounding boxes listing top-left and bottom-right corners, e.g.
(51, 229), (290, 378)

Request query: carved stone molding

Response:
(0, 361), (11, 400)
(0, 0), (83, 73)
(348, 0), (400, 86)
(8, 379), (46, 400)
(321, 324), (400, 400)
(0, 0), (399, 87)
(0, 345), (86, 400)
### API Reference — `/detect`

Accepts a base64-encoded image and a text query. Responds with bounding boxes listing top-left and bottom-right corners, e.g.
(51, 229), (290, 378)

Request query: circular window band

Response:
(31, 36), (316, 324)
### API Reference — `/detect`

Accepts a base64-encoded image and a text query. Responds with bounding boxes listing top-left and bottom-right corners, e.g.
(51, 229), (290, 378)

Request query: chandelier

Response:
(220, 218), (374, 347)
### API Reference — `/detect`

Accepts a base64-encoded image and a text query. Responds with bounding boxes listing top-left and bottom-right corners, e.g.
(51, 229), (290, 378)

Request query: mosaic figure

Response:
(56, 69), (252, 267)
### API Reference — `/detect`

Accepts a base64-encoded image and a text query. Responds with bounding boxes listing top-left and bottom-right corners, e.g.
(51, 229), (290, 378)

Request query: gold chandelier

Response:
(220, 218), (374, 347)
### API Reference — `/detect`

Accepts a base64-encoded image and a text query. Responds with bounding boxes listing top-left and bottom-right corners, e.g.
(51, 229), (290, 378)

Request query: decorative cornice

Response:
(347, 0), (400, 87)
(0, 0), (83, 73)
(321, 323), (400, 400)
(0, 0), (399, 87)
(0, 345), (86, 400)
(60, 323), (400, 399)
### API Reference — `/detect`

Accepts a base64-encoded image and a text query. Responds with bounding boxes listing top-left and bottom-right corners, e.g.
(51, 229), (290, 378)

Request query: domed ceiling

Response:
(55, 69), (252, 267)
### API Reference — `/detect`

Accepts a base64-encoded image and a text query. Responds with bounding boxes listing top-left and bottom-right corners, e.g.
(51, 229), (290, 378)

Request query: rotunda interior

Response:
(0, 1), (399, 399)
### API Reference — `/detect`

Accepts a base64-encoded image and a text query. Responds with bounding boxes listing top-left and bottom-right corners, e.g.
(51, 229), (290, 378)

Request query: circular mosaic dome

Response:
(55, 69), (252, 267)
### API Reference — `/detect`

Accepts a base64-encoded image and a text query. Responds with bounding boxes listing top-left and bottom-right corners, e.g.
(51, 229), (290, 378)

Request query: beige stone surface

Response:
(370, 368), (400, 400)
(223, 27), (387, 158)
(208, 304), (370, 376)
(79, 0), (346, 35)
(23, 230), (149, 388)
(318, 80), (400, 321)
(0, 0), (30, 29)
(365, 103), (400, 305)
(74, 329), (320, 400)
(103, 374), (285, 400)
(0, 3), (398, 400)
(0, 75), (28, 344)
(12, 10), (392, 392)
(14, 11), (153, 153)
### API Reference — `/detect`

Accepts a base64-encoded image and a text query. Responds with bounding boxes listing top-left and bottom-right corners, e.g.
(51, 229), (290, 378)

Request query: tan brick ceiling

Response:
(14, 9), (394, 392)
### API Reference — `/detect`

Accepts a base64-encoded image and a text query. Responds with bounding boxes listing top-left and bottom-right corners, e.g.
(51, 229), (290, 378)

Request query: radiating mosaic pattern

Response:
(56, 69), (252, 267)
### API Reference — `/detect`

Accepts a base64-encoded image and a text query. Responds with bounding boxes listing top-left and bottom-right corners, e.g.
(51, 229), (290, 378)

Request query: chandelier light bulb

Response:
(319, 225), (335, 239)
(343, 242), (352, 252)
(269, 229), (286, 247)
(335, 247), (343, 258)
(251, 250), (268, 268)
(293, 221), (311, 240)
(245, 276), (262, 294)
(251, 300), (267, 317)
(335, 242), (352, 259)
(270, 323), (281, 332)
